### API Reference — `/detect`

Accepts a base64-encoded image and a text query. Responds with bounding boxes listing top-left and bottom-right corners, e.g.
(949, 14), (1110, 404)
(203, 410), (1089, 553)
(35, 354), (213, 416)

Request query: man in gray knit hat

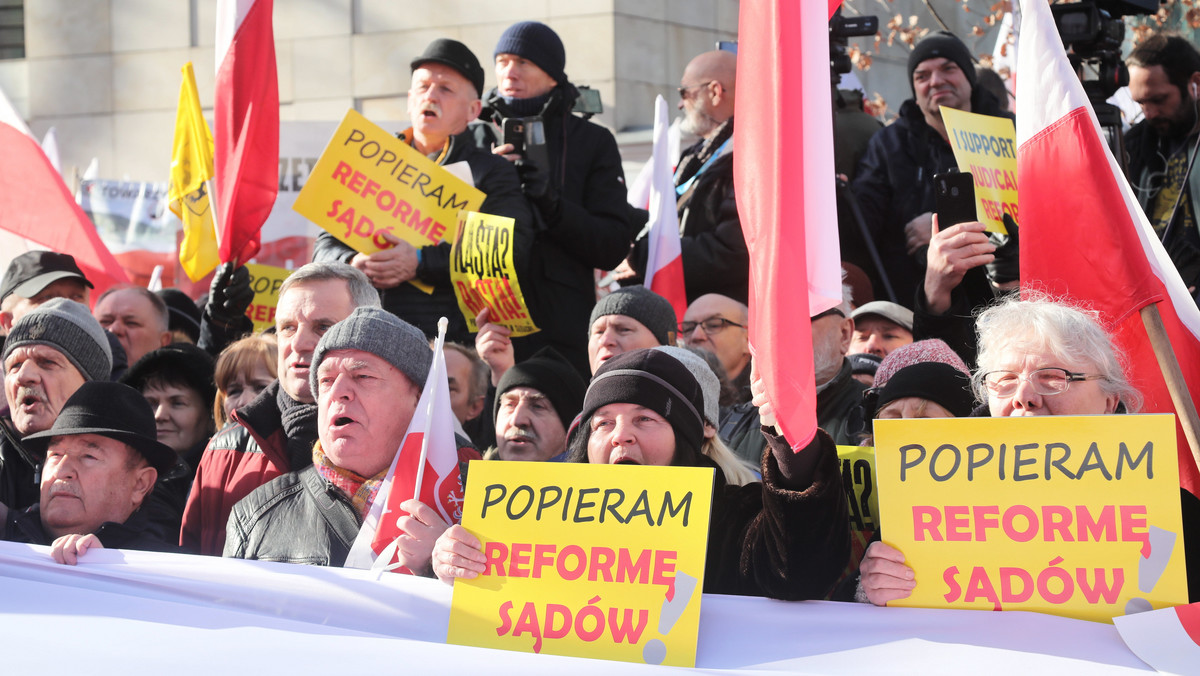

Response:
(0, 298), (113, 517)
(225, 307), (480, 569)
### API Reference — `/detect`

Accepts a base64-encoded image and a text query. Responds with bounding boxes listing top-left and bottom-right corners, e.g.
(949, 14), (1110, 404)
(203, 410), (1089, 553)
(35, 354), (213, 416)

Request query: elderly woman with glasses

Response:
(858, 294), (1144, 606)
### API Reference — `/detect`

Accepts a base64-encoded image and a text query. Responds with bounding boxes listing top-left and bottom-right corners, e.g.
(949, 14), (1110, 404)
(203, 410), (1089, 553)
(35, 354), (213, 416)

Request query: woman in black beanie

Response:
(433, 348), (850, 601)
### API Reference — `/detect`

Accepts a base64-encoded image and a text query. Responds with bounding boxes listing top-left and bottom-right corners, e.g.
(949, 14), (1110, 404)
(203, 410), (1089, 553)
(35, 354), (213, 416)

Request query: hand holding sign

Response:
(351, 230), (418, 289)
(433, 523), (486, 584)
(923, 215), (996, 315)
(474, 307), (515, 386)
(858, 540), (915, 606)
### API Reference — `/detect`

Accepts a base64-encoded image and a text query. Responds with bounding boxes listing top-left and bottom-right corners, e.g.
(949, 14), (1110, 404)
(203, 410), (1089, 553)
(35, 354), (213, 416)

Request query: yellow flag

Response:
(169, 62), (220, 281)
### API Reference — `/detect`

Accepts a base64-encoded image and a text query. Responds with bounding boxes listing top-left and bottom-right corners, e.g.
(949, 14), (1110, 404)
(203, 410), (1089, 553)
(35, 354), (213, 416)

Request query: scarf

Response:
(312, 442), (385, 518)
(277, 385), (319, 472)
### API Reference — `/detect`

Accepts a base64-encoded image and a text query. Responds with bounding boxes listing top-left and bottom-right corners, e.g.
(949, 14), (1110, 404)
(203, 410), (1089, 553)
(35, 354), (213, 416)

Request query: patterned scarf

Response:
(311, 442), (385, 518)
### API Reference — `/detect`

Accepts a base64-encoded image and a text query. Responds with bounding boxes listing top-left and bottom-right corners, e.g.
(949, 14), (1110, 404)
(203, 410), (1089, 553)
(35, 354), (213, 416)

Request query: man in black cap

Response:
(2, 380), (179, 564)
(850, 31), (1009, 310)
(479, 21), (636, 375)
(312, 38), (532, 347)
(0, 251), (93, 337)
(486, 347), (585, 462)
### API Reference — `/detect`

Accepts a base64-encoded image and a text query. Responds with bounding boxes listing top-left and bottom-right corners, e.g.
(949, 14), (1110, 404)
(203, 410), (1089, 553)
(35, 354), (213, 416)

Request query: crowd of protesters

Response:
(0, 22), (1198, 606)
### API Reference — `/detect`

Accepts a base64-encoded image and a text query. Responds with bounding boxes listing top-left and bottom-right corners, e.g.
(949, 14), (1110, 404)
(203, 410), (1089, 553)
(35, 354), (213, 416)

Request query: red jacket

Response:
(180, 382), (301, 555)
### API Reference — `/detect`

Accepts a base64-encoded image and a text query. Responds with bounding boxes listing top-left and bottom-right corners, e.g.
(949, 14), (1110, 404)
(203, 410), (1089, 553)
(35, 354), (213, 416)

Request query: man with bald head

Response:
(621, 49), (748, 304)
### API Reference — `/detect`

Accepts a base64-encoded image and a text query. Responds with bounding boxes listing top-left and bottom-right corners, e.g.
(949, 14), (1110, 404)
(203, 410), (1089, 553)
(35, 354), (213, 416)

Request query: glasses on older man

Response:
(677, 80), (716, 100)
(679, 316), (745, 335)
(981, 367), (1107, 398)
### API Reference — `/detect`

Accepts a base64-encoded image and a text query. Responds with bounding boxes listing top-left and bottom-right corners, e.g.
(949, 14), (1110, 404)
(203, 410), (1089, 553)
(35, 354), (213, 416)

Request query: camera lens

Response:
(951, 187), (959, 197)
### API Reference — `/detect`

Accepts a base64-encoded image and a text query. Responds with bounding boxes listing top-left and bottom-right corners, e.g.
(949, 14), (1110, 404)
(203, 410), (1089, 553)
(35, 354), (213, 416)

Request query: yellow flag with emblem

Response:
(169, 62), (220, 281)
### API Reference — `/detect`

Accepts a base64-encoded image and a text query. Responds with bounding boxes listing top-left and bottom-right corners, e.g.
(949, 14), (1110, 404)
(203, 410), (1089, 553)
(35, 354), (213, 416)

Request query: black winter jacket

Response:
(850, 90), (1011, 309)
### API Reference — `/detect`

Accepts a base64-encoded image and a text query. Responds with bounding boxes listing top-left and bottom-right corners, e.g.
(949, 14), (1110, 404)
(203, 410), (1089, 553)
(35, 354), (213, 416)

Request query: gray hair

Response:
(279, 261), (380, 310)
(973, 293), (1141, 412)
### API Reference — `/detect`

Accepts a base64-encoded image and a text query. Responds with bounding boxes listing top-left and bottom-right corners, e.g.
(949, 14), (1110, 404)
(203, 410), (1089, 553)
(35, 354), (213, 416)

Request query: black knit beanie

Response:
(579, 349), (705, 456)
(908, 31), (977, 95)
(589, 286), (677, 346)
(874, 361), (975, 419)
(495, 346), (586, 431)
(494, 21), (567, 86)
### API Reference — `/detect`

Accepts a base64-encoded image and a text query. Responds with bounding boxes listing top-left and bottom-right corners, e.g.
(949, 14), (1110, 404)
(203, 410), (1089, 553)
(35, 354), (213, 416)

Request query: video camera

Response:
(830, 7), (878, 85)
(1051, 0), (1156, 100)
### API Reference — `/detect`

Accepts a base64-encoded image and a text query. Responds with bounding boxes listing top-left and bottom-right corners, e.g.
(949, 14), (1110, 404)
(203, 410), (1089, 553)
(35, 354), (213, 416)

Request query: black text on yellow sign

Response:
(450, 210), (539, 337)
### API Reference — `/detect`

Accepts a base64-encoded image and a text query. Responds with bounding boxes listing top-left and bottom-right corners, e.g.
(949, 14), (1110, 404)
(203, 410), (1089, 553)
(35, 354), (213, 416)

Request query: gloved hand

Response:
(206, 262), (254, 326)
(986, 214), (1020, 287)
(515, 158), (561, 223)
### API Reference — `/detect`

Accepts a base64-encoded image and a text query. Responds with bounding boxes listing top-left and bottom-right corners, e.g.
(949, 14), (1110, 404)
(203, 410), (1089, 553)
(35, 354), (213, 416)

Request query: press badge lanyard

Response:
(675, 138), (733, 196)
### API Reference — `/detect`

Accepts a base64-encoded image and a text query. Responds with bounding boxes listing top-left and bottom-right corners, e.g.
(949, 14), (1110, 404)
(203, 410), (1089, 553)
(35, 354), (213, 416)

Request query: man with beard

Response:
(1127, 34), (1200, 290)
(720, 287), (865, 460)
(620, 49), (748, 304)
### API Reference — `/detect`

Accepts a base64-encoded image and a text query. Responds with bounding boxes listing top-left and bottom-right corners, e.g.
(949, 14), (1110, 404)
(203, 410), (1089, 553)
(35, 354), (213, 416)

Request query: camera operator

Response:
(478, 21), (637, 377)
(1126, 34), (1200, 292)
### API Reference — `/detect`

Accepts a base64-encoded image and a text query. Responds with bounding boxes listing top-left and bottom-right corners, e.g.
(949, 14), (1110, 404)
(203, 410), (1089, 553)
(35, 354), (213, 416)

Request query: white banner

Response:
(0, 541), (1153, 674)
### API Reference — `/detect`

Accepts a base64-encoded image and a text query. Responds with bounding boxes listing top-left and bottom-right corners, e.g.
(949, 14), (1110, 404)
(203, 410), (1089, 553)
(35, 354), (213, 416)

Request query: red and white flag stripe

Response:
(213, 0), (279, 265)
(1016, 0), (1200, 493)
(643, 95), (687, 321)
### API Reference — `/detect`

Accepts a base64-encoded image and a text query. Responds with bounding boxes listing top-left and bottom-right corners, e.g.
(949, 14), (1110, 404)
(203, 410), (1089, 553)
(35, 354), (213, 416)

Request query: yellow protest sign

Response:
(874, 415), (1187, 623)
(447, 461), (713, 667)
(450, 211), (539, 337)
(838, 445), (879, 552)
(243, 263), (292, 332)
(292, 109), (486, 292)
(942, 106), (1016, 234)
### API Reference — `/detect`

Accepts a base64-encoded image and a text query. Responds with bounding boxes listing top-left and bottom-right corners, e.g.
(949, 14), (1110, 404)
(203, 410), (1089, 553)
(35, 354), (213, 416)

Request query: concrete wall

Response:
(0, 0), (737, 183)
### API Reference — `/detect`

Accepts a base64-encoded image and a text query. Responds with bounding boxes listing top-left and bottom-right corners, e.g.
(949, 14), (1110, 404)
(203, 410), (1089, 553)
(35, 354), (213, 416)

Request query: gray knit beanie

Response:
(309, 307), (432, 396)
(2, 298), (112, 382)
(589, 286), (677, 346)
(653, 345), (719, 426)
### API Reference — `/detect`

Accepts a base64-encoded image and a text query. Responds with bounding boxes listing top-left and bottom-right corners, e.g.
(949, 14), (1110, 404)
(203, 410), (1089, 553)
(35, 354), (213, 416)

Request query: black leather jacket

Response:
(223, 465), (359, 565)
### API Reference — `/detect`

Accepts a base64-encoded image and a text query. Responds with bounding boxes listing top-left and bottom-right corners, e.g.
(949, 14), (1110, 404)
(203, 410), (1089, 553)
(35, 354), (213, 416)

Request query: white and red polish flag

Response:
(0, 86), (129, 298)
(345, 319), (467, 573)
(1115, 602), (1200, 671)
(214, 0), (279, 265)
(734, 1), (844, 450)
(642, 95), (688, 322)
(1016, 0), (1200, 493)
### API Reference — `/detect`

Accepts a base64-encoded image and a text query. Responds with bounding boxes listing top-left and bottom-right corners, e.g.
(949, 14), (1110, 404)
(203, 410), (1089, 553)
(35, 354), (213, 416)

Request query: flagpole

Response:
(1140, 303), (1200, 477)
(413, 317), (448, 501)
(205, 178), (231, 266)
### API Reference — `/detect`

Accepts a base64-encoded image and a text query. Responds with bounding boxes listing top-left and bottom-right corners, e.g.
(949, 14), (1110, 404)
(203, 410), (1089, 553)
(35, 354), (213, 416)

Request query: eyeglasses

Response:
(981, 367), (1107, 398)
(679, 316), (745, 335)
(677, 80), (716, 100)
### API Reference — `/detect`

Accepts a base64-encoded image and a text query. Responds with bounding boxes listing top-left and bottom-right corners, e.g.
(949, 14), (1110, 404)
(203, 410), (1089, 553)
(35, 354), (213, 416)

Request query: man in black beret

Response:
(312, 38), (532, 347)
(850, 31), (1010, 314)
(2, 381), (180, 564)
